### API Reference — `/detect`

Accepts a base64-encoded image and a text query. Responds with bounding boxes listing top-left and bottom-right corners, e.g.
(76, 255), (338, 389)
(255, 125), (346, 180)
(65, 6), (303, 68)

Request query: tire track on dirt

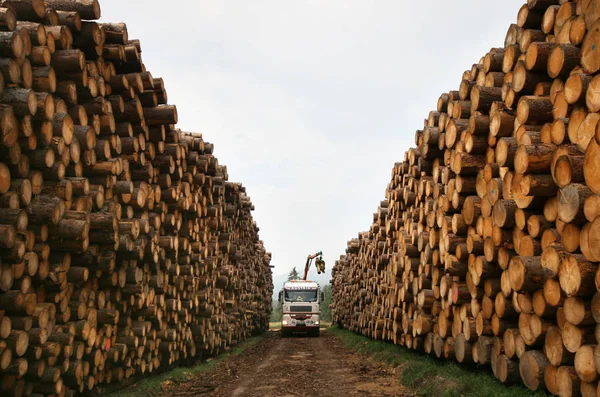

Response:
(171, 329), (409, 397)
(231, 334), (286, 396)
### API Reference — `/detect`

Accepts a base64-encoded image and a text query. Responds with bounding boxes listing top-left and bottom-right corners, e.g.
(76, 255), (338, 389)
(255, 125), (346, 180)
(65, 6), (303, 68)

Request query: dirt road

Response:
(168, 329), (408, 397)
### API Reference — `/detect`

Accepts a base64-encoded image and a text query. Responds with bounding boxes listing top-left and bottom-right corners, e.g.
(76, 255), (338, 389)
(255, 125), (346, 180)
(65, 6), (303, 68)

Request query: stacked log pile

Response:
(332, 1), (600, 395)
(0, 0), (273, 396)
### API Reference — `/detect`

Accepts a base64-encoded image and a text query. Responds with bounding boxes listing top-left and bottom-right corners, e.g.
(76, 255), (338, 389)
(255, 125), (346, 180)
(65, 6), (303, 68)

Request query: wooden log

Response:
(514, 143), (556, 174)
(582, 20), (600, 73)
(548, 44), (582, 79)
(509, 256), (545, 292)
(519, 350), (549, 390)
(44, 0), (100, 20)
(574, 345), (597, 383)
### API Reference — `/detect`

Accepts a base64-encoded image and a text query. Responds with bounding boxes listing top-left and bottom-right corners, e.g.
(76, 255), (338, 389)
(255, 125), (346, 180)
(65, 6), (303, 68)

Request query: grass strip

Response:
(329, 326), (547, 397)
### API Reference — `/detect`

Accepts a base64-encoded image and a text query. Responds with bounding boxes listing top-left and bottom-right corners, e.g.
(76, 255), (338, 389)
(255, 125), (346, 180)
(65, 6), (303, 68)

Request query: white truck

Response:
(278, 280), (324, 337)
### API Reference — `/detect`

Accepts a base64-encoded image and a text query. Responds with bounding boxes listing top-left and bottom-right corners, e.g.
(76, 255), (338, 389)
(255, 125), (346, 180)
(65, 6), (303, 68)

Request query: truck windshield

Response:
(284, 289), (317, 302)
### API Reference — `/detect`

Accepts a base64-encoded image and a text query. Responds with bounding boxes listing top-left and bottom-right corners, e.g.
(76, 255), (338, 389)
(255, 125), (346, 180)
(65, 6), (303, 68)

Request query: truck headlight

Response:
(282, 320), (288, 326)
(314, 321), (320, 325)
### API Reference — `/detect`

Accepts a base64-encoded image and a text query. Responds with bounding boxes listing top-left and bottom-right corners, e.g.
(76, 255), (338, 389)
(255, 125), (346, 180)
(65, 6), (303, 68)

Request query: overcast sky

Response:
(100, 1), (524, 283)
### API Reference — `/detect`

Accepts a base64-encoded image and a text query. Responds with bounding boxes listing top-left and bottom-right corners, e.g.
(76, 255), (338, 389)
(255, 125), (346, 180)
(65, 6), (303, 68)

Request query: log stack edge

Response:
(0, 0), (273, 396)
(332, 0), (600, 395)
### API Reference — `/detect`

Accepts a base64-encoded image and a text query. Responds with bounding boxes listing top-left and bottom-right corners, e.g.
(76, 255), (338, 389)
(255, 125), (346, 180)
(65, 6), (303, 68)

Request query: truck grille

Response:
(290, 306), (312, 312)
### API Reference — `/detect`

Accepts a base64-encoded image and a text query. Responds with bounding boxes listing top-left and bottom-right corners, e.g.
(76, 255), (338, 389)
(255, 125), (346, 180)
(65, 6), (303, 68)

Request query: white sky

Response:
(100, 1), (525, 283)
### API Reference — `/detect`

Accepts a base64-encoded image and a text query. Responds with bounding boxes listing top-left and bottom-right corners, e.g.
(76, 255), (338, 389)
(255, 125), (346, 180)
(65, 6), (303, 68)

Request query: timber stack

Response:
(0, 0), (273, 396)
(332, 0), (600, 396)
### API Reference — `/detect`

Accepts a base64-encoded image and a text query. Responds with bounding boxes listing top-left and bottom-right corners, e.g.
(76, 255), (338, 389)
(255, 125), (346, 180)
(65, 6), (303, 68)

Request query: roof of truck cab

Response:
(283, 280), (319, 288)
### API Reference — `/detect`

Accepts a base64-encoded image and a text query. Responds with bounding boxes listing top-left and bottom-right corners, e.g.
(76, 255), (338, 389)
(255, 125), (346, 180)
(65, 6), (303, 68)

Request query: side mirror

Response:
(320, 292), (324, 302)
(278, 291), (283, 302)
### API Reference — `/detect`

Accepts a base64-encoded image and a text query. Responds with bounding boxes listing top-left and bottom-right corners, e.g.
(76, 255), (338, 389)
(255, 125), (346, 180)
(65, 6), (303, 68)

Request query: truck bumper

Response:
(282, 325), (319, 331)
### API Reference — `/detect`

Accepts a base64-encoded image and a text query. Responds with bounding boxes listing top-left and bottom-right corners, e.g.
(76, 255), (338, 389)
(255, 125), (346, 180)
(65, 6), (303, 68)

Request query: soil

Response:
(165, 329), (410, 397)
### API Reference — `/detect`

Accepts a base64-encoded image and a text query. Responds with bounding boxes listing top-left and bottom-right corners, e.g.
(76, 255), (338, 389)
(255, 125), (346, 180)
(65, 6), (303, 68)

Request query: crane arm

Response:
(303, 251), (323, 280)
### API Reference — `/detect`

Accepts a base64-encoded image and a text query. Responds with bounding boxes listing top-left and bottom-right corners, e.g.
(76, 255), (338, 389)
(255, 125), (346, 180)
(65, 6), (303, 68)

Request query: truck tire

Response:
(281, 329), (289, 338)
(311, 328), (320, 337)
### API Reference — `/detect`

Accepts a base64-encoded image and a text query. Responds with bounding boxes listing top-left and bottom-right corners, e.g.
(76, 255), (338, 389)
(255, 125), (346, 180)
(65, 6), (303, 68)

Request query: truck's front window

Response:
(284, 289), (317, 302)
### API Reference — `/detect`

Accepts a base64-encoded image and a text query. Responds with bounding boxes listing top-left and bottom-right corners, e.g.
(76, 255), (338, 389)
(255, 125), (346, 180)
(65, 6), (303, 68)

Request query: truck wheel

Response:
(281, 329), (289, 338)
(311, 328), (320, 337)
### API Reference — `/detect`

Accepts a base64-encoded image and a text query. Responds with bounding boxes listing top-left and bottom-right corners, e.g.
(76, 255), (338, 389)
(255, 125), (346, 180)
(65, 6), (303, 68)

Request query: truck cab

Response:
(278, 280), (323, 337)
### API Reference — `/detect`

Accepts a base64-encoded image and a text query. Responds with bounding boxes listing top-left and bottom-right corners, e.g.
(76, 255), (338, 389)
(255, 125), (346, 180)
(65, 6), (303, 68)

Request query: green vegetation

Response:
(106, 335), (264, 397)
(269, 321), (282, 329)
(320, 283), (332, 322)
(329, 327), (547, 397)
(270, 299), (282, 322)
(288, 266), (299, 280)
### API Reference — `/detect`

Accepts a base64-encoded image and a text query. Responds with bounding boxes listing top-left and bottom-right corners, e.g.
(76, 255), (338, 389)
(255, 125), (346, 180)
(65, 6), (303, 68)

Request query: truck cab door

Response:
(278, 290), (283, 302)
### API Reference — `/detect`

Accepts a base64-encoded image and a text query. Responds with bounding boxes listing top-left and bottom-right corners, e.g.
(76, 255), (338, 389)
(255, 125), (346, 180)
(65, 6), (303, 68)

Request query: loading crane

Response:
(303, 251), (325, 280)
